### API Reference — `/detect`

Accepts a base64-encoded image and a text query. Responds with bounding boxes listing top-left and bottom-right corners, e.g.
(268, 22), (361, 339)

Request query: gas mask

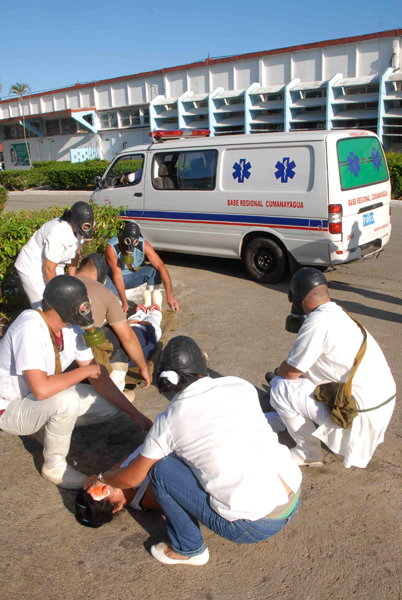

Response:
(121, 221), (141, 264)
(83, 253), (108, 285)
(70, 201), (95, 255)
(43, 275), (106, 347)
(158, 336), (208, 380)
(285, 268), (328, 333)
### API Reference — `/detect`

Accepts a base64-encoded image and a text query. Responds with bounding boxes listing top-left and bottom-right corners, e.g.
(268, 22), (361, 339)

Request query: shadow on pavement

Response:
(332, 297), (402, 324)
(329, 280), (402, 307)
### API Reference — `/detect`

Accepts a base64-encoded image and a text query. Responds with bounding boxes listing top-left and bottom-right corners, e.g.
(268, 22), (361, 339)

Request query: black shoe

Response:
(265, 371), (276, 385)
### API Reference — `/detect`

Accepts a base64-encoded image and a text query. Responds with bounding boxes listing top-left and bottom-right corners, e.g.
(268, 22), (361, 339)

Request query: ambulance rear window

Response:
(337, 137), (388, 191)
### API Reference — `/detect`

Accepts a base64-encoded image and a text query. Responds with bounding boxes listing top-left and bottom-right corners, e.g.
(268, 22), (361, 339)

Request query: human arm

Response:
(84, 454), (159, 491)
(43, 258), (58, 284)
(276, 361), (304, 380)
(144, 241), (179, 311)
(68, 250), (81, 276)
(111, 320), (151, 388)
(76, 358), (152, 432)
(106, 243), (129, 313)
(24, 362), (109, 401)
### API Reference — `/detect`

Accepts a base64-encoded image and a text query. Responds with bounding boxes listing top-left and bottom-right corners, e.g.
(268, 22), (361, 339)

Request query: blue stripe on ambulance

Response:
(120, 210), (328, 230)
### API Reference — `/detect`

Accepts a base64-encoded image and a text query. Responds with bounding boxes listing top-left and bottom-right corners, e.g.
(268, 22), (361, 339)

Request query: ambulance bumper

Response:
(329, 224), (391, 265)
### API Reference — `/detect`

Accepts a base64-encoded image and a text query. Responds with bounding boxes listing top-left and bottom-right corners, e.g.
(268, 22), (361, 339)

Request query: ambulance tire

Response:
(244, 237), (286, 283)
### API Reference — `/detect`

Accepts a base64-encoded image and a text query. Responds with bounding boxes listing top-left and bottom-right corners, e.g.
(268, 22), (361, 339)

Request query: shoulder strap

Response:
(341, 308), (367, 396)
(35, 310), (63, 374)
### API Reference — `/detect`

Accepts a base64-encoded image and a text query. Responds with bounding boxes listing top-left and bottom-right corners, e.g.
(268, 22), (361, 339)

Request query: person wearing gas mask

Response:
(75, 253), (152, 390)
(0, 276), (152, 490)
(15, 201), (95, 309)
(267, 268), (396, 469)
(84, 336), (302, 566)
(105, 221), (179, 313)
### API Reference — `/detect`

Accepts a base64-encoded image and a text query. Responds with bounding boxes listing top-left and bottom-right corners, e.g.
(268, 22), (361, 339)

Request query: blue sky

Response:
(1, 0), (401, 98)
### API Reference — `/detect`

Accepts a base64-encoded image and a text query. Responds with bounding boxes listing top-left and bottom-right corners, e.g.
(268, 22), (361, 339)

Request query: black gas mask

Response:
(157, 336), (208, 397)
(43, 275), (106, 348)
(120, 221), (141, 265)
(286, 268), (328, 333)
(70, 202), (95, 255)
(43, 275), (94, 329)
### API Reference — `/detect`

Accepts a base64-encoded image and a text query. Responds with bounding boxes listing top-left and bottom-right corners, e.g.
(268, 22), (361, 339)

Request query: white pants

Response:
(129, 308), (163, 341)
(270, 377), (329, 425)
(0, 383), (122, 438)
(16, 269), (45, 309)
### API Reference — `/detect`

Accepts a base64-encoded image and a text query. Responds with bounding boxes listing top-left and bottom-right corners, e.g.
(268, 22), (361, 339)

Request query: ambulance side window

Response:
(105, 154), (144, 188)
(177, 150), (217, 190)
(152, 150), (217, 190)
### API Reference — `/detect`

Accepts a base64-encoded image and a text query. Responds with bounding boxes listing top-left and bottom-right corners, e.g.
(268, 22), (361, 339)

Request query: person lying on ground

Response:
(84, 336), (302, 566)
(0, 275), (152, 490)
(76, 444), (160, 527)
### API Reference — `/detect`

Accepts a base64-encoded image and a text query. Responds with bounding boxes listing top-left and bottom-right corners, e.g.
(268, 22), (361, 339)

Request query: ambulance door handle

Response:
(134, 192), (143, 197)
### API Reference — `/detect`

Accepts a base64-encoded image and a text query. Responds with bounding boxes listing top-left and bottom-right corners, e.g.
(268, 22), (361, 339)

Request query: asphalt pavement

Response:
(1, 197), (401, 600)
(5, 190), (92, 211)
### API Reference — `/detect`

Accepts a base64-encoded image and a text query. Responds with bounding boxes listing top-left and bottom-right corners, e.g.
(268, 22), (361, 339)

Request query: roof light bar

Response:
(149, 129), (210, 142)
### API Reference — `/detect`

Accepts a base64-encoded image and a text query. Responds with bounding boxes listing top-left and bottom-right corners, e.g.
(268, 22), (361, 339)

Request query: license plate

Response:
(363, 212), (375, 227)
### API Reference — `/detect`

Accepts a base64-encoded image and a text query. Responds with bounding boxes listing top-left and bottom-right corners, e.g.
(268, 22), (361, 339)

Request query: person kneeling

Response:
(84, 336), (302, 566)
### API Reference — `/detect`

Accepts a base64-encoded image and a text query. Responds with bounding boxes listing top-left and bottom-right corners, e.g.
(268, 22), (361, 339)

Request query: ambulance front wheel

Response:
(244, 237), (286, 283)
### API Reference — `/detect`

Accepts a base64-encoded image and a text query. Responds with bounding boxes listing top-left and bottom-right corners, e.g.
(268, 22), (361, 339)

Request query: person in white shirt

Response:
(0, 275), (152, 490)
(268, 268), (396, 469)
(15, 201), (94, 309)
(84, 336), (302, 566)
(118, 168), (143, 185)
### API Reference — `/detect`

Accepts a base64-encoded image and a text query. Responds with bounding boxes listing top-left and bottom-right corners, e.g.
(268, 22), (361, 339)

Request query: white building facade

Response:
(0, 29), (401, 169)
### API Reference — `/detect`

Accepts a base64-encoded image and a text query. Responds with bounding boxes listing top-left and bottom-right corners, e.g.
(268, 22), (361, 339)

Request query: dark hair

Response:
(157, 371), (200, 396)
(75, 488), (116, 528)
(77, 255), (96, 273)
(59, 209), (71, 224)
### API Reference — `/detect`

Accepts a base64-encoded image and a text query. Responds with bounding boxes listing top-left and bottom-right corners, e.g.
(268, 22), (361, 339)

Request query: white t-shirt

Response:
(0, 310), (93, 409)
(15, 219), (81, 286)
(141, 376), (302, 521)
(287, 302), (396, 467)
(120, 445), (150, 511)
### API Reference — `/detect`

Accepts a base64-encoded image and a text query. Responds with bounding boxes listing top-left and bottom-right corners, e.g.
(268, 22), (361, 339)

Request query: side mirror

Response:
(94, 175), (103, 189)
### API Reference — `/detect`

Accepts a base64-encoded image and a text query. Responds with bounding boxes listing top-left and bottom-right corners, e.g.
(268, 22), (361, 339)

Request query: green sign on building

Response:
(10, 143), (30, 167)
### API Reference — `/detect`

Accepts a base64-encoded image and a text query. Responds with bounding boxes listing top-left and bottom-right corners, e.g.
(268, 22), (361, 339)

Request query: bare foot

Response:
(164, 545), (190, 561)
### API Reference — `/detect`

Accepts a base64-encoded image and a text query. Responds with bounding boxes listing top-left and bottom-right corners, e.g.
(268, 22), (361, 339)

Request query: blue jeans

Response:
(105, 265), (161, 295)
(149, 455), (301, 557)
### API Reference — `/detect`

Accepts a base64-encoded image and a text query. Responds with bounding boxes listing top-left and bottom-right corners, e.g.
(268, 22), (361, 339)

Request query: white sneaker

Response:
(151, 543), (209, 566)
(290, 447), (324, 467)
(42, 464), (88, 489)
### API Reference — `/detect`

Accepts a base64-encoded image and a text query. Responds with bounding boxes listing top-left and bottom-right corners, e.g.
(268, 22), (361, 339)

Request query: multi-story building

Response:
(0, 28), (401, 169)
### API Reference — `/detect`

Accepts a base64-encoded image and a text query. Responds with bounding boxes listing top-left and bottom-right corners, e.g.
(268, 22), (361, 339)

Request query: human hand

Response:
(134, 412), (153, 433)
(87, 363), (109, 385)
(83, 475), (103, 494)
(139, 366), (152, 389)
(122, 300), (129, 314)
(167, 295), (179, 311)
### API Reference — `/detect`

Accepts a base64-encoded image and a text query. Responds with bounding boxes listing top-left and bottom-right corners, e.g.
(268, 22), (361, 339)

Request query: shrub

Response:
(0, 186), (8, 215)
(0, 159), (110, 191)
(0, 169), (46, 191)
(385, 152), (402, 199)
(0, 203), (124, 313)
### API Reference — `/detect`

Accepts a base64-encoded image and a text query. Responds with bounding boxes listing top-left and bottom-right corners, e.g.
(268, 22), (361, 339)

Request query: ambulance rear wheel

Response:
(244, 237), (286, 283)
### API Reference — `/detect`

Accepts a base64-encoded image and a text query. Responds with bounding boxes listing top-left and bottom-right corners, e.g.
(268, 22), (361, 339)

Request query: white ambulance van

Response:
(91, 129), (391, 283)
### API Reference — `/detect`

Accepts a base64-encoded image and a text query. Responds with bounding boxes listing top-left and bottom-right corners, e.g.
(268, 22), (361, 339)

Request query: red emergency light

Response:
(149, 129), (210, 141)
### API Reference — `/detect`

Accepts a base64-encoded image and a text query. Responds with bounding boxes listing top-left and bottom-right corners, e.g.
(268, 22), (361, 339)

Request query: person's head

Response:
(75, 487), (125, 528)
(157, 335), (208, 397)
(43, 275), (94, 328)
(60, 202), (94, 241)
(77, 253), (108, 285)
(285, 267), (330, 333)
(120, 221), (141, 254)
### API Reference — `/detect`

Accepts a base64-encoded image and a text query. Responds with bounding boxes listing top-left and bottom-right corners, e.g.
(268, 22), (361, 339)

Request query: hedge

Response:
(0, 186), (8, 215)
(0, 159), (109, 191)
(0, 203), (124, 314)
(385, 153), (402, 199)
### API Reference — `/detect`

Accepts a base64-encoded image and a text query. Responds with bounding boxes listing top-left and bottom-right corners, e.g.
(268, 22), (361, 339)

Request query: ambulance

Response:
(91, 129), (391, 283)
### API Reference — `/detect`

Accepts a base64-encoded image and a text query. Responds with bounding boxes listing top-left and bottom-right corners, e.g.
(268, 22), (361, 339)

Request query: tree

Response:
(9, 82), (32, 168)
